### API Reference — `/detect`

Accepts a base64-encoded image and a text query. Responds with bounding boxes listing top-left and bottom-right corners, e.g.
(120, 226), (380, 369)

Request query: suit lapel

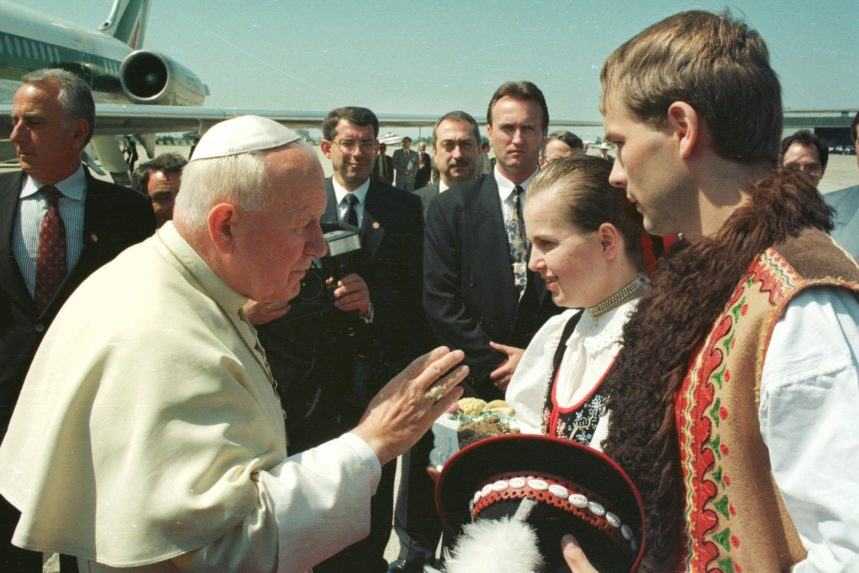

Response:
(470, 175), (517, 317)
(322, 179), (340, 229)
(0, 172), (34, 311)
(361, 181), (385, 259)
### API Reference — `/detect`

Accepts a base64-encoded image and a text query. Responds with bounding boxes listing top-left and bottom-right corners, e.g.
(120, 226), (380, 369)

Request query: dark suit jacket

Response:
(259, 177), (429, 449)
(392, 148), (418, 190)
(0, 169), (155, 435)
(415, 151), (432, 189)
(373, 154), (394, 185)
(423, 173), (561, 399)
(413, 182), (440, 216)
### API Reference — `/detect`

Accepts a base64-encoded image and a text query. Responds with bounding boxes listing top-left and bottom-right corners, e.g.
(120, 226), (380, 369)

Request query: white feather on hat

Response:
(444, 517), (544, 573)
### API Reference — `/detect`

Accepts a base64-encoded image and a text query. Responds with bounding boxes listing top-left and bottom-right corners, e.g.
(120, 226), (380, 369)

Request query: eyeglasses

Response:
(332, 139), (377, 152)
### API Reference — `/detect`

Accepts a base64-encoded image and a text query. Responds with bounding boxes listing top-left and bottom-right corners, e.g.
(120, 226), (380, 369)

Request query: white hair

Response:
(174, 142), (308, 230)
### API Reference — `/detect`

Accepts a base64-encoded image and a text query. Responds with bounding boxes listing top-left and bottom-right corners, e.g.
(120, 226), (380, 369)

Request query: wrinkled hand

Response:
(354, 347), (468, 465)
(562, 534), (598, 572)
(488, 341), (525, 391)
(242, 299), (291, 325)
(333, 273), (371, 316)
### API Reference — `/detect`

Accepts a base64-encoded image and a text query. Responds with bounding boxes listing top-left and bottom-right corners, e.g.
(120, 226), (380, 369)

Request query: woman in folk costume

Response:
(504, 154), (648, 448)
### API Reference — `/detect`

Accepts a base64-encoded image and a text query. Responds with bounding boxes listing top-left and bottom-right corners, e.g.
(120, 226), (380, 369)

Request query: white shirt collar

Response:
(332, 177), (370, 207)
(20, 164), (86, 200)
(494, 165), (537, 204)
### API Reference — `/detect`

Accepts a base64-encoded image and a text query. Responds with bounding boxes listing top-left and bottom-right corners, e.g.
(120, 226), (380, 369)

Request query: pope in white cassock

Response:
(0, 116), (467, 572)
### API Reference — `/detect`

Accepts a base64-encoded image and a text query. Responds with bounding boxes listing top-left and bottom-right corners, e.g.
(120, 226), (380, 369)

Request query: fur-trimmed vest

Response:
(676, 229), (859, 572)
(601, 171), (859, 572)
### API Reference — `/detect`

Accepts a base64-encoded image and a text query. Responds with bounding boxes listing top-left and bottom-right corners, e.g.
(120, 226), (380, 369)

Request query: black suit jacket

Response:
(259, 177), (429, 449)
(0, 169), (155, 435)
(423, 173), (561, 399)
(413, 182), (439, 216)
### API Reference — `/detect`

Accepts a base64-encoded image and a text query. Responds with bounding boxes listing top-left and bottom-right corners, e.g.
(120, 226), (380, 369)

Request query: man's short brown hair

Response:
(486, 81), (549, 134)
(600, 10), (782, 165)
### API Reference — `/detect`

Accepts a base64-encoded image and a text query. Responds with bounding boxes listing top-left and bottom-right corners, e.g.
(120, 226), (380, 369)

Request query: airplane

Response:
(0, 0), (605, 183)
(0, 0), (452, 182)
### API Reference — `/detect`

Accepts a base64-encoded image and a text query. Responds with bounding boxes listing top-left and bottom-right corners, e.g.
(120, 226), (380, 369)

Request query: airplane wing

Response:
(1, 103), (601, 138)
(0, 103), (444, 138)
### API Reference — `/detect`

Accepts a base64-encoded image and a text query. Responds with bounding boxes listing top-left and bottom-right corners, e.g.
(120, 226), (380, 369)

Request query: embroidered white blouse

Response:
(505, 296), (642, 450)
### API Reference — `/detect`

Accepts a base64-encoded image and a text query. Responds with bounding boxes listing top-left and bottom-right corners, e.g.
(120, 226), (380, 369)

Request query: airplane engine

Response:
(120, 50), (209, 106)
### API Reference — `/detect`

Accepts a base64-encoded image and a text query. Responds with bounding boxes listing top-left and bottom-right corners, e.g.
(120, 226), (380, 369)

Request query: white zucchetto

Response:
(190, 115), (302, 161)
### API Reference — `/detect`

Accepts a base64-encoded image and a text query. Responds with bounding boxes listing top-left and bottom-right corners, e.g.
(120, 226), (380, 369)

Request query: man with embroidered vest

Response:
(560, 11), (859, 573)
(0, 115), (467, 572)
(0, 68), (155, 570)
(424, 81), (561, 404)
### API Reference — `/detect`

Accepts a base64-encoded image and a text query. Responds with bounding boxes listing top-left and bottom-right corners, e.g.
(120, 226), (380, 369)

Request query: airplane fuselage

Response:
(0, 3), (131, 104)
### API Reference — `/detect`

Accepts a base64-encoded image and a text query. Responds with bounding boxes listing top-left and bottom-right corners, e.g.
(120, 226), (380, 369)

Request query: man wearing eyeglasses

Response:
(273, 106), (428, 572)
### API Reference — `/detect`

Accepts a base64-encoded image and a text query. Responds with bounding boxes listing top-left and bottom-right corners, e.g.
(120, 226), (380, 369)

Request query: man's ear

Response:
(320, 140), (333, 159)
(597, 222), (623, 261)
(72, 119), (90, 150)
(207, 203), (238, 254)
(666, 101), (700, 160)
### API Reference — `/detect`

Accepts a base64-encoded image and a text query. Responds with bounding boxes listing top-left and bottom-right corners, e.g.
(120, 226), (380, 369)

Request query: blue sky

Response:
(13, 0), (859, 132)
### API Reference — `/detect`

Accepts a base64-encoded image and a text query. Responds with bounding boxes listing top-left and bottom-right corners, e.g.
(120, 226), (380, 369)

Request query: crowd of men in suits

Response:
(2, 60), (858, 572)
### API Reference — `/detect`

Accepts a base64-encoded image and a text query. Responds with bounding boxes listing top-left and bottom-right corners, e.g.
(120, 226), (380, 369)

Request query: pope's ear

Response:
(666, 101), (700, 160)
(207, 203), (238, 253)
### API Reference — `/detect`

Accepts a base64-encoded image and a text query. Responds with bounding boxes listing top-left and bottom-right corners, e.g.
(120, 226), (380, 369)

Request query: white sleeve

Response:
(257, 432), (382, 573)
(759, 288), (859, 573)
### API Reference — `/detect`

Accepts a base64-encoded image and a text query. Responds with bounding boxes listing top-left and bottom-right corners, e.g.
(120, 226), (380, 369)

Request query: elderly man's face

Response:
(782, 142), (824, 186)
(10, 81), (88, 183)
(231, 146), (326, 303)
(146, 170), (181, 227)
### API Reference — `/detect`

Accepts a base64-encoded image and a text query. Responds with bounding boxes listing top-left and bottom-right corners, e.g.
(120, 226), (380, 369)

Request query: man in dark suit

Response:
(1, 69), (155, 569)
(392, 110), (486, 573)
(257, 107), (427, 573)
(373, 141), (394, 185)
(414, 142), (432, 190)
(412, 111), (482, 215)
(392, 136), (419, 191)
(424, 81), (560, 400)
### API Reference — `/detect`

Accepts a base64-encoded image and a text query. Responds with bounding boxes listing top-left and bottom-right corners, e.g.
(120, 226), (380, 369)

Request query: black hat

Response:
(436, 434), (645, 572)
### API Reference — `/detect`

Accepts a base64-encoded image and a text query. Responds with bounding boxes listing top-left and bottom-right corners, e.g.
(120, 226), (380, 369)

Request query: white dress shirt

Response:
(332, 177), (371, 228)
(12, 165), (86, 295)
(493, 165), (536, 225)
(760, 287), (859, 572)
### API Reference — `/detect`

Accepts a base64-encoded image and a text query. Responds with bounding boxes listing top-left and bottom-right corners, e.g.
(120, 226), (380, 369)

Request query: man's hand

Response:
(562, 534), (598, 572)
(242, 299), (291, 325)
(354, 347), (468, 465)
(488, 341), (525, 391)
(333, 273), (371, 317)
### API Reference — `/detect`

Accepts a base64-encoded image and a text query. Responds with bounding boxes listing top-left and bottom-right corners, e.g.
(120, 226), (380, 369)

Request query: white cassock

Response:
(0, 222), (381, 572)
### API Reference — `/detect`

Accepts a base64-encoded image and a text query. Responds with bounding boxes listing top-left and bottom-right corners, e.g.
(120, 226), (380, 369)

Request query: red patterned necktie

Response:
(34, 185), (67, 311)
